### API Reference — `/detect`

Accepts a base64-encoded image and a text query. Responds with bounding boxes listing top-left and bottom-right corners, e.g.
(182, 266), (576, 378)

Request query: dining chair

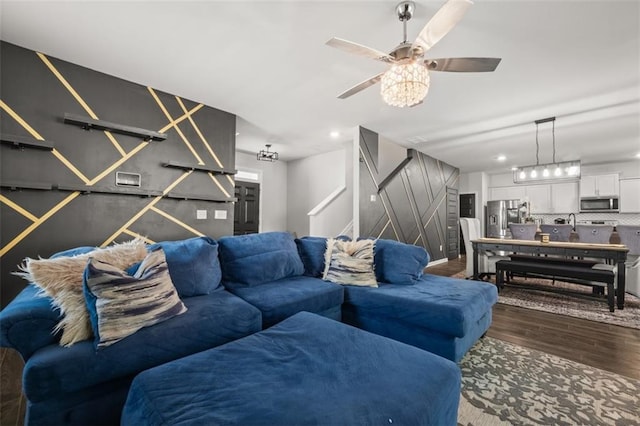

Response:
(575, 225), (614, 244)
(539, 224), (572, 242)
(460, 218), (508, 280)
(508, 223), (537, 240)
(616, 225), (640, 297)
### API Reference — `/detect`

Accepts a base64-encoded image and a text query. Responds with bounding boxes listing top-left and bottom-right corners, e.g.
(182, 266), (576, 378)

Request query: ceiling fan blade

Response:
(426, 57), (501, 72)
(326, 37), (395, 63)
(412, 0), (473, 53)
(337, 72), (385, 99)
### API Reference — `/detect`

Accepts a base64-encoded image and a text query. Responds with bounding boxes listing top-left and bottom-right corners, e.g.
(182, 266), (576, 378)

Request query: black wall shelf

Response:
(1, 134), (54, 151)
(1, 181), (53, 191)
(162, 160), (236, 176)
(377, 149), (415, 193)
(56, 184), (163, 198)
(63, 113), (167, 141)
(165, 192), (237, 203)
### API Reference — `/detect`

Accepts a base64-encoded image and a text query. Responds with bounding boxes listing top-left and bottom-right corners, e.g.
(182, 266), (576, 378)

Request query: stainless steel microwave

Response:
(579, 197), (619, 212)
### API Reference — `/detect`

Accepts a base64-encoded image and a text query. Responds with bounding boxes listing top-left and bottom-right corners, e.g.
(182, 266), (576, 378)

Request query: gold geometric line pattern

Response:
(0, 100), (91, 184)
(149, 206), (204, 237)
(0, 192), (81, 257)
(147, 87), (205, 165)
(0, 194), (38, 222)
(36, 52), (126, 157)
(208, 173), (231, 199)
(376, 220), (391, 240)
(87, 141), (149, 186)
(175, 96), (225, 168)
(158, 104), (204, 134)
(100, 171), (193, 247)
(122, 229), (156, 244)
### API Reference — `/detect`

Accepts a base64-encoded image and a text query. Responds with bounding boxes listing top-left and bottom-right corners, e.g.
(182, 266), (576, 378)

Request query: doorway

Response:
(446, 187), (459, 260)
(458, 193), (476, 254)
(234, 181), (260, 235)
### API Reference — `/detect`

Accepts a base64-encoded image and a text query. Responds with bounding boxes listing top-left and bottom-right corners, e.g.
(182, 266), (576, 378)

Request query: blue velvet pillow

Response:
(83, 249), (187, 348)
(148, 237), (221, 297)
(218, 232), (304, 287)
(295, 237), (327, 277)
(373, 239), (430, 285)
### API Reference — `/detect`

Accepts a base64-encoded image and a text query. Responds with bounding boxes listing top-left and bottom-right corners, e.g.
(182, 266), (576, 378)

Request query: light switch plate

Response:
(370, 194), (377, 202)
(214, 210), (227, 220)
(196, 209), (207, 220)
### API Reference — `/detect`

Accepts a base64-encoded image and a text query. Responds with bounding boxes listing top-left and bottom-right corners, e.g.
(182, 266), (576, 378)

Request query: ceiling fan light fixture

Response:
(380, 61), (430, 107)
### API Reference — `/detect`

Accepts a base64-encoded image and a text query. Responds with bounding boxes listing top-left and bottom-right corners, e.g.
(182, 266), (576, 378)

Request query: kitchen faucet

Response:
(568, 213), (576, 231)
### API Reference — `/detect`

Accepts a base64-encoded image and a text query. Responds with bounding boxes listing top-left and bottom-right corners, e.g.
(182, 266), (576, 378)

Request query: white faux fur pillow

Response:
(14, 238), (148, 346)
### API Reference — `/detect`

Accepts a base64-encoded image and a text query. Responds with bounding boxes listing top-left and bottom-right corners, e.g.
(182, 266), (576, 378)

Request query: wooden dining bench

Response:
(495, 259), (616, 312)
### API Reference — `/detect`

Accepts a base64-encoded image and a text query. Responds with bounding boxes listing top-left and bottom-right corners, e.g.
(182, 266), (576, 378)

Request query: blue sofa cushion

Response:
(83, 250), (187, 348)
(122, 312), (461, 426)
(373, 239), (430, 285)
(343, 274), (498, 338)
(0, 285), (62, 359)
(227, 276), (344, 328)
(148, 237), (221, 297)
(295, 237), (327, 277)
(218, 232), (304, 287)
(22, 290), (261, 402)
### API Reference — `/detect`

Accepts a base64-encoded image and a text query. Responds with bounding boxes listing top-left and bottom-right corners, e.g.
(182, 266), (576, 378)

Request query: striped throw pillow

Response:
(83, 249), (187, 348)
(322, 239), (377, 287)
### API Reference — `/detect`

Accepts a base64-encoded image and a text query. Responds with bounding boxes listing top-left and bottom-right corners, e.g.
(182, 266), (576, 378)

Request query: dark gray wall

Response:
(0, 42), (236, 307)
(359, 126), (459, 261)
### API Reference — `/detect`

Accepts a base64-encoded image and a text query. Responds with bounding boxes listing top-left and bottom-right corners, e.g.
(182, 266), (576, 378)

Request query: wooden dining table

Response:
(471, 238), (629, 309)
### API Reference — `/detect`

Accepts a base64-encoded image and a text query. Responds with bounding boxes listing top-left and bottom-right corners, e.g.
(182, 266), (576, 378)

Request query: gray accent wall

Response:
(359, 126), (460, 262)
(0, 42), (237, 307)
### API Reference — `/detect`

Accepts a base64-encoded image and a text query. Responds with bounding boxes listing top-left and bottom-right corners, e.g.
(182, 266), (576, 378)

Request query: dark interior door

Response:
(459, 193), (476, 254)
(234, 181), (260, 235)
(446, 187), (459, 260)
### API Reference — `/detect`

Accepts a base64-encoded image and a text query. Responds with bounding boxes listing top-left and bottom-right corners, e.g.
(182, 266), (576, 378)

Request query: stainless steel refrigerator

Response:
(486, 200), (522, 238)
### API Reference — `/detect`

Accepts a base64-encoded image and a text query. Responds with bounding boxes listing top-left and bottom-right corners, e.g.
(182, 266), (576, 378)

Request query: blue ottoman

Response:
(122, 312), (461, 425)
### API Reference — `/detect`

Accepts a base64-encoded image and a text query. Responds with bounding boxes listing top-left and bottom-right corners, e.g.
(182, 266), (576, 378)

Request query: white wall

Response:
(235, 151), (288, 232)
(287, 145), (353, 238)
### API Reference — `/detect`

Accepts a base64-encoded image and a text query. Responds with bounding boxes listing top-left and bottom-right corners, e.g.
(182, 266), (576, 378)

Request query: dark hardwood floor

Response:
(1, 256), (639, 425)
(427, 256), (640, 381)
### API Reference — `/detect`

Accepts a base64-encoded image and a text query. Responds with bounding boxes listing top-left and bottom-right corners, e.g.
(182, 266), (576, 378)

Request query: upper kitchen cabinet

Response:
(525, 184), (551, 214)
(620, 178), (640, 213)
(489, 186), (526, 201)
(550, 182), (579, 213)
(579, 174), (619, 198)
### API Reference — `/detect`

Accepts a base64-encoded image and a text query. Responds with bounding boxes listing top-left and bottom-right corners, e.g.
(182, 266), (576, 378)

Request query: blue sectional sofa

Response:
(0, 231), (497, 426)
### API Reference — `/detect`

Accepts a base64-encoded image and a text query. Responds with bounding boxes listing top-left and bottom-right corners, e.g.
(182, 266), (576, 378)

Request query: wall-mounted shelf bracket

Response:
(162, 160), (236, 176)
(1, 134), (54, 150)
(63, 113), (167, 141)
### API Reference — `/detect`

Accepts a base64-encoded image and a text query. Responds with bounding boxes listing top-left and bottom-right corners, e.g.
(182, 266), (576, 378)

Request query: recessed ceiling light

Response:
(235, 132), (240, 136)
(511, 166), (518, 171)
(636, 152), (640, 158)
(496, 155), (506, 162)
(330, 131), (340, 139)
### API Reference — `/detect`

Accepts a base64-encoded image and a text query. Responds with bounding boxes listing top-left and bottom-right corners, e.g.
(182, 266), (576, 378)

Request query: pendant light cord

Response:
(535, 122), (540, 166)
(552, 119), (556, 164)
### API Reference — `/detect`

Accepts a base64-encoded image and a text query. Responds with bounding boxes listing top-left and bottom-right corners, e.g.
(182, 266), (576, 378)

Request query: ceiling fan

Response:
(326, 0), (501, 107)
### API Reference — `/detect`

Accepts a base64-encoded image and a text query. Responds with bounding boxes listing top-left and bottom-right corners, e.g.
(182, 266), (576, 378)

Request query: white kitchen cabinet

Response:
(525, 184), (551, 213)
(579, 174), (619, 198)
(620, 178), (640, 213)
(489, 186), (525, 201)
(550, 182), (579, 213)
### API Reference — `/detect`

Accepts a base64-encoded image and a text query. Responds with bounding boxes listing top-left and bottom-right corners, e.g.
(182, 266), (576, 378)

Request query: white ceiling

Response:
(1, 0), (639, 174)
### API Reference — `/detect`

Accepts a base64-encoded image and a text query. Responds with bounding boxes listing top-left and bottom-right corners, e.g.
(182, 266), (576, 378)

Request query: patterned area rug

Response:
(452, 272), (640, 330)
(458, 337), (640, 425)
